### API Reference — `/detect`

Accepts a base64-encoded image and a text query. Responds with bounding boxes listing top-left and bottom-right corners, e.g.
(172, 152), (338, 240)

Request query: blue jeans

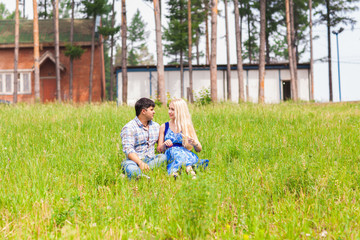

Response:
(122, 154), (167, 179)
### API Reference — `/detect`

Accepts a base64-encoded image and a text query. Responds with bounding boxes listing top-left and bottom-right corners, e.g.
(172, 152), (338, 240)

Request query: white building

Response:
(116, 63), (311, 105)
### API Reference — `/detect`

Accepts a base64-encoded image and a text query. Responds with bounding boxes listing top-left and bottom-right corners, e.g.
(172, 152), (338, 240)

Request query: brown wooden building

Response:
(0, 19), (105, 103)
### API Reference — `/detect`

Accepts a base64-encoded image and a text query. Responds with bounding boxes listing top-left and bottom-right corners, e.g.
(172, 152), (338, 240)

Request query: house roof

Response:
(115, 63), (311, 73)
(39, 51), (66, 71)
(0, 19), (97, 47)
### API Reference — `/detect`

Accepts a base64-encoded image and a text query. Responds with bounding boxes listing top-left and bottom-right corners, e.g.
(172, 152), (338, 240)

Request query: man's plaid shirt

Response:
(121, 117), (160, 161)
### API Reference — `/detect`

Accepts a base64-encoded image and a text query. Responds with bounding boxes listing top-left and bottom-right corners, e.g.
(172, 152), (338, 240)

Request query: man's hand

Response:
(139, 161), (150, 171)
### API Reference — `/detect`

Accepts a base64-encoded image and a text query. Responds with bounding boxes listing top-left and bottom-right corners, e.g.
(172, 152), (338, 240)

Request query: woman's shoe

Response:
(186, 166), (196, 179)
(171, 172), (179, 180)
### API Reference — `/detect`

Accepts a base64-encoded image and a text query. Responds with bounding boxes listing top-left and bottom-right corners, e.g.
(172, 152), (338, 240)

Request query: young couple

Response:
(121, 97), (209, 180)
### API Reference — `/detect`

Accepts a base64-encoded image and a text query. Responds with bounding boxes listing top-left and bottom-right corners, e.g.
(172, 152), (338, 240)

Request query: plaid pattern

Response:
(121, 117), (160, 161)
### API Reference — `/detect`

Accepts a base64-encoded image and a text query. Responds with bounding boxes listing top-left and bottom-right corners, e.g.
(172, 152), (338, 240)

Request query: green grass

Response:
(0, 102), (359, 239)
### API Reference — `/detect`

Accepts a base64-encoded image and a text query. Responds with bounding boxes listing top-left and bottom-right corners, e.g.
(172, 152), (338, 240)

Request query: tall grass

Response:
(0, 102), (359, 239)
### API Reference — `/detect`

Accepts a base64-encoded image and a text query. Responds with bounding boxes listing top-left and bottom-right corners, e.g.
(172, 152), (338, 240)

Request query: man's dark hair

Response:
(135, 98), (155, 116)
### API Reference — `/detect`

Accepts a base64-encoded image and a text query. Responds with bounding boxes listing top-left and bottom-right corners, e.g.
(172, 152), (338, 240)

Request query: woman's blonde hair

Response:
(170, 98), (198, 146)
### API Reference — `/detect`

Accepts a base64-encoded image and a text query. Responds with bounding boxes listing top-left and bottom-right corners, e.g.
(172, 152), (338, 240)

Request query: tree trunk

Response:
(188, 0), (194, 102)
(285, 0), (297, 101)
(33, 0), (40, 102)
(88, 17), (95, 103)
(265, 30), (270, 64)
(153, 0), (166, 105)
(290, 0), (298, 101)
(224, 0), (231, 101)
(326, 0), (333, 101)
(180, 49), (184, 98)
(205, 2), (210, 65)
(45, 0), (48, 19)
(110, 0), (115, 101)
(234, 0), (245, 102)
(258, 0), (266, 103)
(14, 0), (19, 104)
(69, 0), (74, 102)
(309, 0), (314, 101)
(53, 0), (61, 102)
(210, 0), (218, 102)
(121, 0), (128, 104)
(265, 1), (270, 64)
(196, 29), (200, 65)
(247, 9), (252, 64)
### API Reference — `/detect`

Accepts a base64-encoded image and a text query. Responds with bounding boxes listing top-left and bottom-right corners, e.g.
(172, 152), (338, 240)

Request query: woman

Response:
(157, 99), (209, 178)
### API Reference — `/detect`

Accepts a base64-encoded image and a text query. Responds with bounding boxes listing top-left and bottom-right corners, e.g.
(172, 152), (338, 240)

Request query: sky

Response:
(2, 0), (360, 102)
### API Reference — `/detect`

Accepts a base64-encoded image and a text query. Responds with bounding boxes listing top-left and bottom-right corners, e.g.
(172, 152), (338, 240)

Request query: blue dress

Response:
(164, 122), (209, 174)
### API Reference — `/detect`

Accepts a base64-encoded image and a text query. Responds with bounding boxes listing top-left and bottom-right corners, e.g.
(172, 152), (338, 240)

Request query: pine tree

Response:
(81, 0), (111, 102)
(164, 0), (188, 98)
(98, 0), (120, 101)
(314, 0), (359, 102)
(127, 9), (153, 66)
(13, 0), (19, 103)
(164, 0), (204, 98)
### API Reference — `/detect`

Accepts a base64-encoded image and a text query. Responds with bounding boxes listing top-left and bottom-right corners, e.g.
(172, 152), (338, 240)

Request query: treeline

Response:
(3, 0), (359, 103)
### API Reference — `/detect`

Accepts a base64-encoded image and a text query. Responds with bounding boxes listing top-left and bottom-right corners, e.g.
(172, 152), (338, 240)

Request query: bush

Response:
(194, 88), (212, 106)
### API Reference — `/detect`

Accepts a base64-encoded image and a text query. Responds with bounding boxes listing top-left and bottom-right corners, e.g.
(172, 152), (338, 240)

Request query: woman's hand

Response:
(187, 137), (199, 147)
(164, 139), (173, 148)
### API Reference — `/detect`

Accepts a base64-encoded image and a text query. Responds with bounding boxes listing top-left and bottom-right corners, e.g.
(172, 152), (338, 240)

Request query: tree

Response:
(309, 0), (314, 101)
(164, 0), (188, 98)
(33, 0), (41, 102)
(192, 0), (206, 65)
(98, 0), (120, 101)
(285, 0), (298, 101)
(153, 0), (166, 105)
(0, 3), (12, 19)
(289, 0), (298, 100)
(205, 0), (210, 64)
(38, 0), (51, 19)
(81, 0), (110, 103)
(38, 0), (72, 19)
(188, 0), (194, 102)
(241, 1), (259, 64)
(234, 0), (245, 102)
(65, 0), (85, 102)
(121, 0), (128, 104)
(53, 0), (61, 102)
(110, 0), (117, 101)
(210, 0), (218, 102)
(13, 0), (19, 103)
(258, 0), (265, 103)
(224, 0), (231, 101)
(127, 9), (152, 66)
(315, 0), (359, 102)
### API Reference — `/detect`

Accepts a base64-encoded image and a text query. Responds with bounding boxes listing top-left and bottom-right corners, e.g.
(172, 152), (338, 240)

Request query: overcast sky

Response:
(2, 0), (360, 102)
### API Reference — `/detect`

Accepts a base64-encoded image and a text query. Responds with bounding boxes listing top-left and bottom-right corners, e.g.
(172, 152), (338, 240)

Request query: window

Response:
(23, 73), (30, 93)
(5, 74), (12, 93)
(0, 72), (32, 95)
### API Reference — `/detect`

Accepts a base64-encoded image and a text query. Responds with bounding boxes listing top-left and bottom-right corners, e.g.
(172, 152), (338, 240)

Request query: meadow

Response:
(0, 102), (359, 239)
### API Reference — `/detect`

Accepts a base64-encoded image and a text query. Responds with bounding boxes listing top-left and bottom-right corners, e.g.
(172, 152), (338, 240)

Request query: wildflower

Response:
(90, 223), (97, 227)
(320, 230), (327, 238)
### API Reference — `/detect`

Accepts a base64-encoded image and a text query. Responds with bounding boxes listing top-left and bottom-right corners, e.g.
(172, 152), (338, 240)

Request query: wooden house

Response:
(0, 19), (105, 103)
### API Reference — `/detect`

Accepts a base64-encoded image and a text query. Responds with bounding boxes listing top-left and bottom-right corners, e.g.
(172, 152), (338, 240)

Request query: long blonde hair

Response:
(171, 99), (198, 146)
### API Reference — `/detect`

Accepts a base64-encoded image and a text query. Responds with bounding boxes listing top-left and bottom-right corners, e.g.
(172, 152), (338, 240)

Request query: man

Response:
(121, 98), (167, 179)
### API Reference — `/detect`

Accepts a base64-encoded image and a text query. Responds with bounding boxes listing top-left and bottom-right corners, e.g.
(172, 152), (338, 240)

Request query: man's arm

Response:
(128, 153), (149, 171)
(121, 125), (149, 171)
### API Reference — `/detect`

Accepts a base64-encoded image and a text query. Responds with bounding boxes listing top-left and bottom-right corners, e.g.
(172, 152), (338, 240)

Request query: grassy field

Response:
(0, 102), (359, 239)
